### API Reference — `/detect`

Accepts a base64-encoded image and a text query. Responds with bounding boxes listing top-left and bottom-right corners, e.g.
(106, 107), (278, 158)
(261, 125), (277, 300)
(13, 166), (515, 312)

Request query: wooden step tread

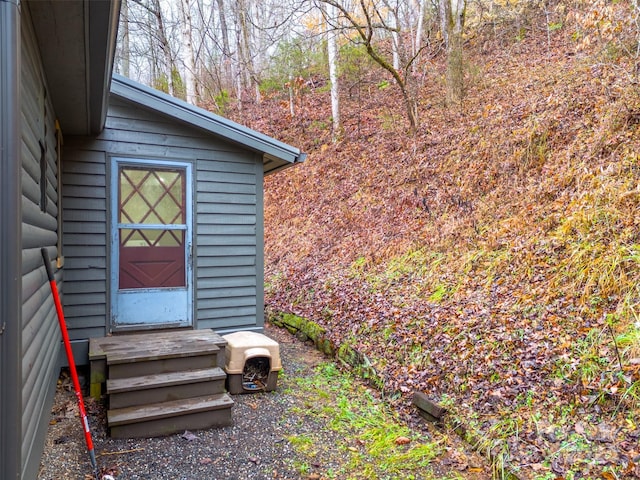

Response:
(107, 367), (226, 394)
(108, 337), (220, 365)
(90, 330), (226, 364)
(108, 393), (234, 427)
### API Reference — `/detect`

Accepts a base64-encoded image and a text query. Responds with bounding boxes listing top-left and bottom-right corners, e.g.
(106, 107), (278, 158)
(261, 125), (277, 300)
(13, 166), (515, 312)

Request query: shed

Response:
(0, 1), (303, 478)
(64, 74), (304, 360)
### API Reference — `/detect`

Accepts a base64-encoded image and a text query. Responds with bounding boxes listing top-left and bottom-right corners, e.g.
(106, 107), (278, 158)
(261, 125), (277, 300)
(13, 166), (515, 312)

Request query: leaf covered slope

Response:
(240, 5), (640, 478)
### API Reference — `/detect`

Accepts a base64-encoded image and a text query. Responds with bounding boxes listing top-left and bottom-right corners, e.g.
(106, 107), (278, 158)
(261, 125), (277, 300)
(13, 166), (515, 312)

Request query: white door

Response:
(110, 158), (193, 329)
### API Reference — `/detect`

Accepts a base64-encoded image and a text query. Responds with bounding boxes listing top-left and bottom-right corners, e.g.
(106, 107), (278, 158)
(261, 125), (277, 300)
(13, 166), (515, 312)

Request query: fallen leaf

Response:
(99, 466), (119, 476)
(54, 436), (69, 445)
(624, 460), (636, 475)
(181, 430), (198, 441)
(200, 457), (212, 465)
(592, 422), (616, 443)
(551, 458), (565, 475)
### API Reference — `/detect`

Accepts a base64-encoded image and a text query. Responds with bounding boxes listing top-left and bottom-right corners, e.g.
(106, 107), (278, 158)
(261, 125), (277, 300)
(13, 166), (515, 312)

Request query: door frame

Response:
(109, 156), (194, 332)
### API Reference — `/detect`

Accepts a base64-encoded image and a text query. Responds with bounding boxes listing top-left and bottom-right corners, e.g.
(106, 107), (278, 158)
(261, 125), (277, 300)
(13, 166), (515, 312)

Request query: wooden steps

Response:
(108, 394), (234, 439)
(107, 367), (227, 409)
(90, 330), (233, 438)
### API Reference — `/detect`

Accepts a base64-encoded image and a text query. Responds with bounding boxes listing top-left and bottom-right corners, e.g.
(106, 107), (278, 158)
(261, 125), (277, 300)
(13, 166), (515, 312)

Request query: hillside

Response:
(232, 4), (640, 479)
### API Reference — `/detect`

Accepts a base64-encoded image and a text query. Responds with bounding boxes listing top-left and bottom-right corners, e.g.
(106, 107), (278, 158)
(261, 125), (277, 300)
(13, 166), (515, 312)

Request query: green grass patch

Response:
(287, 363), (444, 479)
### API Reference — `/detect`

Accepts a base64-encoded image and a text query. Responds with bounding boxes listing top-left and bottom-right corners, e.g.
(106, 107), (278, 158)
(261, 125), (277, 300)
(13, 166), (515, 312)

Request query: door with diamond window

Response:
(110, 158), (193, 328)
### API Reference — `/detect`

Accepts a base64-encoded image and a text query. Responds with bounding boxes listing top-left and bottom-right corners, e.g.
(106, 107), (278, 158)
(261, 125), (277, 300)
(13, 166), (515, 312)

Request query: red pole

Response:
(41, 248), (100, 479)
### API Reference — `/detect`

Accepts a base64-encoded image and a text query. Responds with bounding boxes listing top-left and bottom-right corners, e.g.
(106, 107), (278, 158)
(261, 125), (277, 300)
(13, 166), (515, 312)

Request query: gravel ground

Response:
(38, 324), (488, 480)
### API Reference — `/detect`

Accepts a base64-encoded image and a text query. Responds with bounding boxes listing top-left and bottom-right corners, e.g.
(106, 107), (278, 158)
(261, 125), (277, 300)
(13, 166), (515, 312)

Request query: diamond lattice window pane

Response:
(156, 195), (182, 224)
(156, 230), (183, 247)
(120, 229), (151, 247)
(119, 167), (185, 225)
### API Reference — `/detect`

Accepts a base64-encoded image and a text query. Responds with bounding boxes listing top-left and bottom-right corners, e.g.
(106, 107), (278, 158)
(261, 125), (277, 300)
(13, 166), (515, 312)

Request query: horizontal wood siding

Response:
(62, 148), (108, 341)
(20, 8), (61, 479)
(64, 96), (262, 336)
(196, 154), (261, 331)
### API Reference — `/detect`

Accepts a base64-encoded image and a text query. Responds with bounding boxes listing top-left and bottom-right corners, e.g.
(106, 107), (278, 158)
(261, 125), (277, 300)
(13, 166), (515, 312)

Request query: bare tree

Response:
(123, 0), (178, 95)
(232, 0), (255, 107)
(324, 3), (342, 139)
(414, 0), (427, 61)
(439, 0), (467, 105)
(118, 0), (313, 112)
(320, 0), (421, 131)
(187, 0), (234, 107)
(120, 0), (131, 78)
(216, 0), (233, 90)
(151, 0), (177, 94)
(180, 0), (198, 104)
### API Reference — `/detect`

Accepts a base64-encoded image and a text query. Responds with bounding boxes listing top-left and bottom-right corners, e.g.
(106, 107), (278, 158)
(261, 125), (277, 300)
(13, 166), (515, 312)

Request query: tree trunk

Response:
(288, 74), (295, 117)
(180, 0), (198, 104)
(440, 0), (466, 105)
(215, 0), (233, 92)
(414, 0), (426, 60)
(149, 0), (175, 95)
(121, 0), (130, 77)
(326, 3), (341, 139)
(389, 8), (400, 72)
(323, 0), (418, 131)
(233, 0), (251, 107)
(446, 26), (464, 104)
(237, 0), (259, 103)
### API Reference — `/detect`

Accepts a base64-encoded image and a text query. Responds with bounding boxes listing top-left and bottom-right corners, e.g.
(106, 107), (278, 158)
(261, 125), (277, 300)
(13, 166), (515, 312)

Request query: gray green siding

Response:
(20, 6), (61, 479)
(61, 149), (108, 342)
(64, 95), (265, 343)
(196, 153), (263, 331)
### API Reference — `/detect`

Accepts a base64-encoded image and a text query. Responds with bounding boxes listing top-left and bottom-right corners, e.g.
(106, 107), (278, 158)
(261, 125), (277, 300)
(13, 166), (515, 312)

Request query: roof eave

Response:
(110, 74), (305, 173)
(88, 0), (121, 134)
(28, 0), (121, 135)
(263, 152), (307, 176)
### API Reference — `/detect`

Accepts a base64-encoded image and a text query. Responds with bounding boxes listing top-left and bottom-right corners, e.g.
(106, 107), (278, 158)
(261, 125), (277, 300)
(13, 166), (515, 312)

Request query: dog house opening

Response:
(242, 356), (271, 391)
(222, 331), (282, 394)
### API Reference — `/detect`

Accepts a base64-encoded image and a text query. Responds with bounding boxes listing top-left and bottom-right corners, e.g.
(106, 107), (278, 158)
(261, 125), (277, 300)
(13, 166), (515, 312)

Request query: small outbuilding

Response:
(64, 74), (304, 356)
